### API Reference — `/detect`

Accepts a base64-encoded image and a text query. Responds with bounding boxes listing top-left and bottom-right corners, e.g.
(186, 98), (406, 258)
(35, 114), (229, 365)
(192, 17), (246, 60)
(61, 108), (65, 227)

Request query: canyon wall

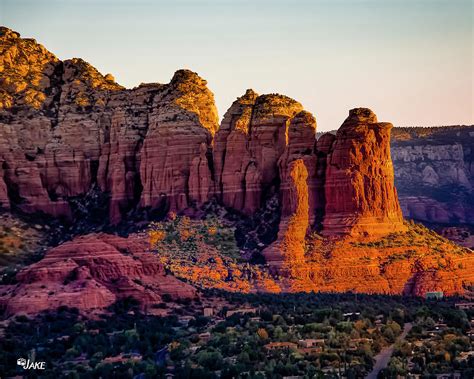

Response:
(391, 126), (474, 247)
(391, 126), (474, 225)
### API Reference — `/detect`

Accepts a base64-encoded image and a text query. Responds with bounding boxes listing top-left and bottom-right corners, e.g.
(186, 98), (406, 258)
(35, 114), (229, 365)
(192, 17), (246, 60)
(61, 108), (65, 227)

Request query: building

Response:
(298, 347), (323, 356)
(226, 308), (258, 317)
(264, 342), (298, 351)
(297, 339), (325, 348)
(455, 302), (474, 310)
(203, 307), (214, 317)
(426, 291), (444, 300)
(103, 353), (142, 364)
(198, 332), (211, 342)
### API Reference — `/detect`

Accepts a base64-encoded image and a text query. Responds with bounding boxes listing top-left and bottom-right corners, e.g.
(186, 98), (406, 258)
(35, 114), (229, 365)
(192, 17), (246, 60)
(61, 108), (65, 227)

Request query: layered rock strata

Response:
(0, 233), (196, 316)
(213, 91), (305, 214)
(391, 126), (474, 227)
(322, 108), (406, 237)
(0, 27), (218, 223)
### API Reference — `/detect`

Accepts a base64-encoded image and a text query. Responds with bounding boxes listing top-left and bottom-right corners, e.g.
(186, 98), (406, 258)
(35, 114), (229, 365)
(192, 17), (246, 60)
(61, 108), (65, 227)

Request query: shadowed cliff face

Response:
(391, 126), (474, 223)
(391, 126), (474, 247)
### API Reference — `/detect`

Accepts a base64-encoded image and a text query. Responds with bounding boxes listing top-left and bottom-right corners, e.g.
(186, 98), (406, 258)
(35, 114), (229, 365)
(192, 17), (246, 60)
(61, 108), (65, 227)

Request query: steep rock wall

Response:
(322, 108), (406, 237)
(0, 28), (218, 223)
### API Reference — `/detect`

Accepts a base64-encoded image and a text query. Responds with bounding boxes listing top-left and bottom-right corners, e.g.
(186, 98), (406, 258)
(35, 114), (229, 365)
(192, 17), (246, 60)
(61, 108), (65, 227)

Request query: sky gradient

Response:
(1, 0), (472, 131)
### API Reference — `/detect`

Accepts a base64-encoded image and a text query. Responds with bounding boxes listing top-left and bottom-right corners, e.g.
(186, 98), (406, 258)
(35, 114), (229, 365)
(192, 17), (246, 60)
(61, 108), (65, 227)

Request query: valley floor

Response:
(1, 292), (473, 378)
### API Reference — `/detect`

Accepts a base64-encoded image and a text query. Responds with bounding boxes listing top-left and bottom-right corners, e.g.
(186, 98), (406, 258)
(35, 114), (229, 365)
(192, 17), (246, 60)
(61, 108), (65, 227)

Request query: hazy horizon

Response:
(1, 0), (472, 131)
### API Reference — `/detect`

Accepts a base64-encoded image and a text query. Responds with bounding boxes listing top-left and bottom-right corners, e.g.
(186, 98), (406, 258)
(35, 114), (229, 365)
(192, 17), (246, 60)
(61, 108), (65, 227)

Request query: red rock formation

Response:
(278, 111), (318, 226)
(214, 91), (304, 214)
(189, 142), (214, 205)
(298, 223), (474, 296)
(0, 28), (218, 223)
(213, 89), (258, 211)
(314, 133), (336, 224)
(246, 95), (304, 213)
(322, 108), (406, 237)
(0, 166), (8, 209)
(391, 126), (474, 238)
(263, 159), (309, 279)
(0, 234), (196, 316)
(263, 111), (317, 275)
(0, 29), (407, 241)
(139, 70), (218, 213)
(1, 28), (473, 301)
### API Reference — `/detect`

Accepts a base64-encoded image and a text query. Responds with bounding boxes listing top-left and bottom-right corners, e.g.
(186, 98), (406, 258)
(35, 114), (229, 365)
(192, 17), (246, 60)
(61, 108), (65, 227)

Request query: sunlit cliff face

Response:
(0, 27), (472, 317)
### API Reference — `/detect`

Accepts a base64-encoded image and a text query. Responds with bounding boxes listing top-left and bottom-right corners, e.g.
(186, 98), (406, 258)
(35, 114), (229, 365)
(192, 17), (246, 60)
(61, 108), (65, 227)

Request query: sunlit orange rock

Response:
(279, 111), (318, 226)
(263, 159), (309, 279)
(322, 108), (406, 237)
(297, 223), (474, 296)
(263, 111), (317, 277)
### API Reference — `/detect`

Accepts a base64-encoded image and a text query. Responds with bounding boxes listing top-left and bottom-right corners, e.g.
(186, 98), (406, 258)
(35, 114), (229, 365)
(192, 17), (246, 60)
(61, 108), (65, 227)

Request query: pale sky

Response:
(1, 0), (473, 131)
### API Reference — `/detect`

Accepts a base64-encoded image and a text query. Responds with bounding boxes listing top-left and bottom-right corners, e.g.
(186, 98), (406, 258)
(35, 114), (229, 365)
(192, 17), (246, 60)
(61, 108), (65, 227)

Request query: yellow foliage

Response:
(149, 230), (166, 247)
(179, 229), (193, 241)
(169, 341), (180, 350)
(75, 94), (90, 107)
(257, 328), (269, 340)
(207, 226), (217, 236)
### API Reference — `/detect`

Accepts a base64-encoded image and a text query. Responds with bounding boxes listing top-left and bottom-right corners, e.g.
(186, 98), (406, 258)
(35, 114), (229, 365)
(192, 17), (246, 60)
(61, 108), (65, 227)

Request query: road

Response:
(365, 322), (413, 379)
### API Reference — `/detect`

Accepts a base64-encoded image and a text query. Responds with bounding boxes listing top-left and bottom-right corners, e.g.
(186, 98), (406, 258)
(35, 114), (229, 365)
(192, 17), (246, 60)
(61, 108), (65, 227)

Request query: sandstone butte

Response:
(0, 27), (473, 315)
